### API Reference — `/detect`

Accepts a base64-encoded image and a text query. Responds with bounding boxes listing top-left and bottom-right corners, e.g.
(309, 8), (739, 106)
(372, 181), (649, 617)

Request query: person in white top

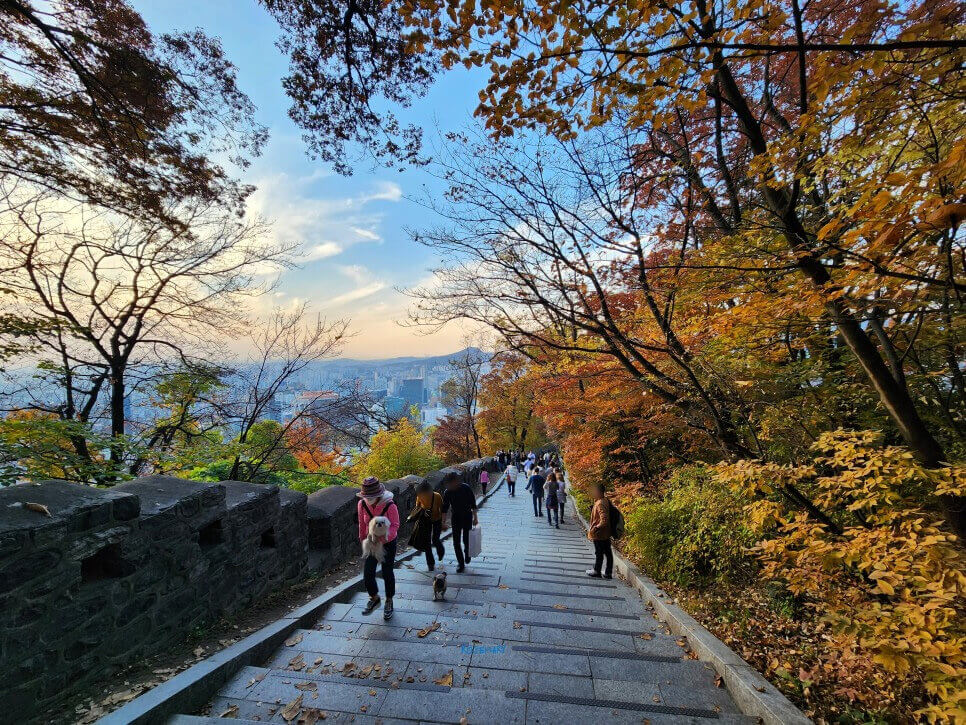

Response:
(505, 463), (518, 497)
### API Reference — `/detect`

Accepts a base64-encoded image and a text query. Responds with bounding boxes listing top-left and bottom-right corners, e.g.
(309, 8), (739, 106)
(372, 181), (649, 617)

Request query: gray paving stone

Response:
(591, 676), (663, 704)
(218, 665), (272, 699)
(589, 656), (715, 683)
(527, 672), (595, 698)
(376, 684), (526, 723)
(469, 643), (591, 676)
(462, 666), (528, 691)
(527, 626), (639, 651)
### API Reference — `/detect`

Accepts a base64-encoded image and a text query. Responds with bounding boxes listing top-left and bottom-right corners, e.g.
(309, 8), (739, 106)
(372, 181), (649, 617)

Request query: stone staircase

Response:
(165, 486), (759, 724)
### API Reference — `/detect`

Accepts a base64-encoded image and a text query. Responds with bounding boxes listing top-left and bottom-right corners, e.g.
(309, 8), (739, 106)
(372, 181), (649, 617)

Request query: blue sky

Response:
(134, 0), (483, 358)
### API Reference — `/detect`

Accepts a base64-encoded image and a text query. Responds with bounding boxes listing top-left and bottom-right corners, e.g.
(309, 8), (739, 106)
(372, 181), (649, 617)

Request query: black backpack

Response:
(608, 500), (625, 539)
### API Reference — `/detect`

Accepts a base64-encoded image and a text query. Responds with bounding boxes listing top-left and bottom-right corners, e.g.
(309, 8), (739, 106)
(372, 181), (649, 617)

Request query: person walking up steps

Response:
(480, 467), (490, 495)
(505, 462), (518, 496)
(585, 482), (613, 579)
(413, 480), (444, 570)
(544, 471), (559, 528)
(526, 466), (546, 517)
(357, 476), (399, 620)
(555, 469), (567, 523)
(441, 471), (478, 572)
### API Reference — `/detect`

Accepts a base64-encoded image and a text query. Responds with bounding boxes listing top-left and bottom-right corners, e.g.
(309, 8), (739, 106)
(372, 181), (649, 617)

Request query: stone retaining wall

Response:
(0, 456), (497, 722)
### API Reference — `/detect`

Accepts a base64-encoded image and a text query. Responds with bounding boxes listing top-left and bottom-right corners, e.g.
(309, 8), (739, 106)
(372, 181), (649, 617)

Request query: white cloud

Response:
(350, 227), (381, 242)
(245, 172), (401, 264)
(338, 264), (370, 284)
(303, 241), (343, 261)
(326, 281), (388, 307)
(364, 181), (403, 203)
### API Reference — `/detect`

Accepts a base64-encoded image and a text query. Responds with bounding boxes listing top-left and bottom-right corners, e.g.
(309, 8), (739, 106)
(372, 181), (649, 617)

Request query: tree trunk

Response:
(708, 58), (965, 538)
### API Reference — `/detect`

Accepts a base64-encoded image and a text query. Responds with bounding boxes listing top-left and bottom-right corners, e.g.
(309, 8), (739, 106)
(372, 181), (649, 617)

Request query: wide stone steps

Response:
(185, 480), (759, 724)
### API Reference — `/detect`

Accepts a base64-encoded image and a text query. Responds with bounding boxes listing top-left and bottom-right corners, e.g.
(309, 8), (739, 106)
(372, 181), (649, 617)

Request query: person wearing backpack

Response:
(585, 482), (614, 579)
(357, 476), (400, 619)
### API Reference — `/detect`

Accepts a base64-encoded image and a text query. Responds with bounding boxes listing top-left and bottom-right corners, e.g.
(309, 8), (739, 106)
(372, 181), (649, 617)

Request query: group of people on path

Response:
(354, 470), (479, 622)
(354, 449), (618, 623)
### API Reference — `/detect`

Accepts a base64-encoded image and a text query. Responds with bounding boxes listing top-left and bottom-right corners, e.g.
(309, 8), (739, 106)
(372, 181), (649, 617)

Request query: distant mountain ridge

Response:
(315, 346), (488, 370)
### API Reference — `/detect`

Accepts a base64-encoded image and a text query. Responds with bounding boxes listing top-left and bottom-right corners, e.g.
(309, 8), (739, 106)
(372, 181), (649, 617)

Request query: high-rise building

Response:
(399, 378), (425, 409)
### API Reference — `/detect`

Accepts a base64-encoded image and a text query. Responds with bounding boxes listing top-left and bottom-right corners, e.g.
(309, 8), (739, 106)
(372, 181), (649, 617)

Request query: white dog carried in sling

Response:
(363, 516), (390, 563)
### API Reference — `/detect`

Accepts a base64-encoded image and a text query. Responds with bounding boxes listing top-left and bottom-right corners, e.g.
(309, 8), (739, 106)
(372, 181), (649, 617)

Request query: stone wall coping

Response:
(571, 493), (811, 725)
(114, 476), (225, 516)
(0, 480), (139, 536)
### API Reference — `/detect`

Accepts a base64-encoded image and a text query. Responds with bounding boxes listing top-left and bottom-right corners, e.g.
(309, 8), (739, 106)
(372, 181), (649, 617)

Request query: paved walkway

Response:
(188, 480), (753, 723)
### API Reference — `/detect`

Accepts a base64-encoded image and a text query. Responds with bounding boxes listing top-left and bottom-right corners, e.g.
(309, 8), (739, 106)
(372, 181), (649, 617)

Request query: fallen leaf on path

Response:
(497, 584), (509, 589)
(298, 708), (326, 724)
(219, 704), (239, 718)
(639, 633), (653, 640)
(23, 502), (51, 517)
(285, 633), (304, 647)
(104, 690), (139, 705)
(714, 675), (723, 688)
(280, 695), (303, 722)
(246, 673), (266, 688)
(288, 653), (305, 671)
(512, 621), (522, 629)
(358, 665), (373, 677)
(417, 622), (440, 638)
(434, 670), (454, 686)
(552, 604), (567, 610)
(193, 647), (205, 657)
(294, 681), (317, 692)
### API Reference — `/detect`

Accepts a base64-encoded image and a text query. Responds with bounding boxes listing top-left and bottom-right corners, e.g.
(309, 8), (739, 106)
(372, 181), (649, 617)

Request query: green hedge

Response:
(622, 465), (757, 588)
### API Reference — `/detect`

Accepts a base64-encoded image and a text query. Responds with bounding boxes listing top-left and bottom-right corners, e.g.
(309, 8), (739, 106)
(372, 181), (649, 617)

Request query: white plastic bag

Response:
(468, 525), (483, 558)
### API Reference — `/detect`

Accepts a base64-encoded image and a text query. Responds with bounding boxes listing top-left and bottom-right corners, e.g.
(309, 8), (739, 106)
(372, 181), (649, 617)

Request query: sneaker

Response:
(383, 599), (394, 620)
(457, 564), (466, 573)
(555, 524), (560, 529)
(585, 570), (602, 578)
(428, 563), (435, 572)
(362, 596), (381, 615)
(603, 574), (613, 580)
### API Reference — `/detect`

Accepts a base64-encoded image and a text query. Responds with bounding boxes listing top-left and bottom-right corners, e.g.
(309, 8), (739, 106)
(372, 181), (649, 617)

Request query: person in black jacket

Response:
(441, 472), (478, 572)
(525, 466), (546, 517)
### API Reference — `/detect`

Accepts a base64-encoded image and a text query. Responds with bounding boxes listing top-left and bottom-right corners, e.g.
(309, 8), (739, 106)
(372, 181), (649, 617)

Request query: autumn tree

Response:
(215, 305), (349, 483)
(272, 0), (964, 530)
(0, 191), (291, 474)
(477, 351), (546, 452)
(1, 0), (265, 222)
(354, 417), (442, 481)
(431, 414), (476, 464)
(439, 347), (486, 457)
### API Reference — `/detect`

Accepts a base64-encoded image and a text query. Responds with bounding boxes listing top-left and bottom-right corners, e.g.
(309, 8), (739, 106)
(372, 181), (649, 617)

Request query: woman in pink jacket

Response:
(357, 476), (400, 620)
